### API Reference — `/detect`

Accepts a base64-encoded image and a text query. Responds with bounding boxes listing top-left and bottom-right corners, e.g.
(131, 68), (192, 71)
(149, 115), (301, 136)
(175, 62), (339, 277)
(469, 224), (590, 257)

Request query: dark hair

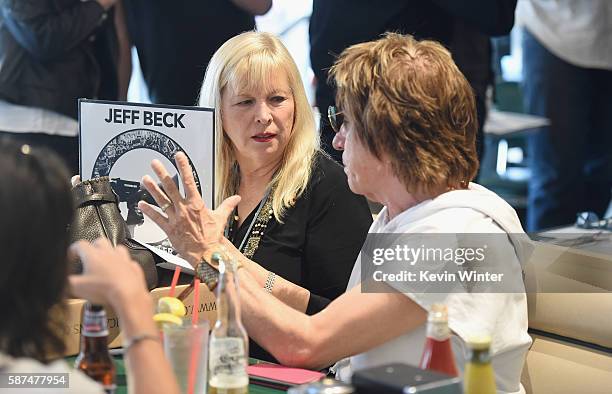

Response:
(330, 33), (479, 194)
(0, 140), (74, 361)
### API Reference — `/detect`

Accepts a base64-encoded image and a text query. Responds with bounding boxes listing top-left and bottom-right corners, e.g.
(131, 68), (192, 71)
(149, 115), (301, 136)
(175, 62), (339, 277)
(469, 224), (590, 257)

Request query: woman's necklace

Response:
(225, 186), (275, 259)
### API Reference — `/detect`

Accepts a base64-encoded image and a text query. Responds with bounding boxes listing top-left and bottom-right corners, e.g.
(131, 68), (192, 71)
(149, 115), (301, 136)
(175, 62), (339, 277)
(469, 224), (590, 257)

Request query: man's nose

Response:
(332, 124), (346, 151)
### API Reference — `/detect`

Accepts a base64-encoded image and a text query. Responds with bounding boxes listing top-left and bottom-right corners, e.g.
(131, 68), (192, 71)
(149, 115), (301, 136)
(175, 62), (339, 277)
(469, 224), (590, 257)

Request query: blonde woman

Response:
(142, 31), (372, 360)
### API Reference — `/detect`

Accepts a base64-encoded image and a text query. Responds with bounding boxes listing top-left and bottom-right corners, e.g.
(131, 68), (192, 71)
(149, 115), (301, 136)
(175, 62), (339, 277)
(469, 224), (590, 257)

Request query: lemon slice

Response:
(153, 313), (183, 329)
(157, 296), (186, 317)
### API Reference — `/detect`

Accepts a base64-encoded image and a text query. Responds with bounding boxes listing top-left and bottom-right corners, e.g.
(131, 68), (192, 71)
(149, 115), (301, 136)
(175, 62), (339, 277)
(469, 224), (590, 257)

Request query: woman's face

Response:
(220, 71), (295, 165)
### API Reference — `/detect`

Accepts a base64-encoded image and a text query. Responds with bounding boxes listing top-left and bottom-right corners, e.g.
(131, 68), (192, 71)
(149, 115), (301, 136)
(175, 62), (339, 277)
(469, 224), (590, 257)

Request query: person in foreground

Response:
(0, 140), (178, 394)
(141, 33), (531, 393)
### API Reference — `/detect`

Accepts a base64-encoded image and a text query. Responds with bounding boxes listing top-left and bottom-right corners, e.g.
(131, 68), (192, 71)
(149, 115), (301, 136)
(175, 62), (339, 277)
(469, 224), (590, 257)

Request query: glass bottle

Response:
(463, 335), (497, 394)
(75, 303), (117, 394)
(208, 253), (249, 394)
(419, 304), (459, 376)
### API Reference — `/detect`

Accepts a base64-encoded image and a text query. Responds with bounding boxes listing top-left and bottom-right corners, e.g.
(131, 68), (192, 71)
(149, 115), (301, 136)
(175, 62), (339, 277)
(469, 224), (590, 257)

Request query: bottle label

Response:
(427, 322), (450, 341)
(209, 338), (247, 379)
(208, 376), (249, 393)
(82, 309), (109, 337)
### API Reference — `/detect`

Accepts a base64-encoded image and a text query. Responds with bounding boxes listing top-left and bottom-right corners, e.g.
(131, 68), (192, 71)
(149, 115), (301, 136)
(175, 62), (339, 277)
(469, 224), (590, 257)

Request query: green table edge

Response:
(66, 356), (286, 393)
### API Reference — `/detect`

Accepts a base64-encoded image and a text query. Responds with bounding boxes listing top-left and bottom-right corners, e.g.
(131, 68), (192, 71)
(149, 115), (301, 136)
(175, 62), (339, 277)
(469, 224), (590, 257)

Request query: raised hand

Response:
(138, 152), (240, 267)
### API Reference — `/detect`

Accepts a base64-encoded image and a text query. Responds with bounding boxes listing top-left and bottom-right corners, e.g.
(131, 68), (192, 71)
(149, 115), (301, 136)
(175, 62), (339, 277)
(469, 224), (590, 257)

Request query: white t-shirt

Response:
(0, 352), (103, 394)
(516, 0), (612, 70)
(335, 183), (532, 394)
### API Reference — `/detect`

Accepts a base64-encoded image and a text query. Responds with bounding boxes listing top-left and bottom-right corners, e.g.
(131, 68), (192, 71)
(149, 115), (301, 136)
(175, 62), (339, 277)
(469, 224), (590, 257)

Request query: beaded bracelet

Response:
(264, 271), (276, 294)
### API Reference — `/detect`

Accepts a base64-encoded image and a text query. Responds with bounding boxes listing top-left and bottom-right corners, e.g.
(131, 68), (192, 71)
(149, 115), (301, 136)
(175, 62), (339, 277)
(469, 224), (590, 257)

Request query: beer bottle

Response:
(75, 303), (117, 394)
(463, 335), (496, 394)
(419, 304), (458, 376)
(208, 253), (249, 394)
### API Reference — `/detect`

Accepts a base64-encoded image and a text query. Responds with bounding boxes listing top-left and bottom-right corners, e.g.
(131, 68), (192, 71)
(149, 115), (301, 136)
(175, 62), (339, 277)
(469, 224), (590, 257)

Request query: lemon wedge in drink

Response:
(157, 296), (186, 317)
(153, 313), (183, 329)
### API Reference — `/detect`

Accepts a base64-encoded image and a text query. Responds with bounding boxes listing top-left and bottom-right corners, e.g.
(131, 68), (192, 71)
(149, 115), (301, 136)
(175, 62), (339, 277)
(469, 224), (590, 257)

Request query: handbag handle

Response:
(74, 192), (118, 207)
(72, 176), (118, 207)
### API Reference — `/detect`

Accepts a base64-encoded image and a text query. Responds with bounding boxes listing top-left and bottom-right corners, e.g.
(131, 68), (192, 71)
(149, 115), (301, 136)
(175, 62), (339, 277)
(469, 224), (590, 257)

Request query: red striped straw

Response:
(192, 278), (200, 325)
(168, 266), (181, 298)
(187, 278), (201, 394)
(186, 333), (201, 394)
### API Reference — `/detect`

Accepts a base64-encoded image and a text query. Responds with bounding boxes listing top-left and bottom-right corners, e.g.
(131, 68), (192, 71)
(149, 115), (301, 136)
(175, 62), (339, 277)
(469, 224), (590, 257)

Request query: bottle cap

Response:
(467, 334), (492, 350)
(428, 304), (448, 323)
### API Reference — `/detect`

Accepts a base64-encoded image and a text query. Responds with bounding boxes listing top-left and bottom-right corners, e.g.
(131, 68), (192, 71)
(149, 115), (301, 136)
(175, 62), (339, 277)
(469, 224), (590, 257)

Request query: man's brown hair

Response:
(329, 33), (479, 193)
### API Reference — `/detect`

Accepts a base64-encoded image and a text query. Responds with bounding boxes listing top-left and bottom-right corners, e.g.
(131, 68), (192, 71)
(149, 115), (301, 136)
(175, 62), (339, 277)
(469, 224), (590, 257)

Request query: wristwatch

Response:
(196, 255), (219, 291)
(196, 251), (244, 291)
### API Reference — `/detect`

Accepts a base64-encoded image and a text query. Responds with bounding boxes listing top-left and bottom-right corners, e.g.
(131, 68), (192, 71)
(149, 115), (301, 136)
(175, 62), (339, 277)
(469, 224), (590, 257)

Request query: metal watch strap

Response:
(196, 259), (219, 291)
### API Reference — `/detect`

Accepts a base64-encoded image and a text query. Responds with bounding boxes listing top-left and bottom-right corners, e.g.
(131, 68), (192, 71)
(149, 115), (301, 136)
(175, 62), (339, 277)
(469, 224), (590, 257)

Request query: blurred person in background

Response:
(310, 0), (518, 166)
(0, 0), (131, 174)
(517, 0), (612, 231)
(123, 0), (272, 106)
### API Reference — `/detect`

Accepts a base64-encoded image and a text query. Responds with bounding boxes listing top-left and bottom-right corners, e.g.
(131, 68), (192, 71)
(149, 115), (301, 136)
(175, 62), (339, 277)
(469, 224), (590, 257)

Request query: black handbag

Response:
(69, 176), (158, 289)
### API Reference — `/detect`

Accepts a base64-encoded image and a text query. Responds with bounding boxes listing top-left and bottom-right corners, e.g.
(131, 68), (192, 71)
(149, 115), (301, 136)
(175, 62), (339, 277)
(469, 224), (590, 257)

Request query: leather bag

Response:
(70, 176), (158, 289)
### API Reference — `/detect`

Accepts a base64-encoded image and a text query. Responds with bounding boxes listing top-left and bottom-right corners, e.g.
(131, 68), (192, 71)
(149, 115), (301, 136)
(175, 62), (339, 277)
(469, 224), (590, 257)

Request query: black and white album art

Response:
(92, 128), (202, 245)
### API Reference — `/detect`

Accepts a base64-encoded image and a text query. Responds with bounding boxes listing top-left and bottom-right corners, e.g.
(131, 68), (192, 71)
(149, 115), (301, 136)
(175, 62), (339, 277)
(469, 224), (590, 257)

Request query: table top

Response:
(66, 356), (286, 394)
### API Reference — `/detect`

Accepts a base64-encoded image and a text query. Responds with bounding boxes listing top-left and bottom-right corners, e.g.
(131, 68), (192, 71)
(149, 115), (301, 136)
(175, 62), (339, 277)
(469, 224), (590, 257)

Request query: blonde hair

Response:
(199, 31), (319, 221)
(330, 33), (479, 194)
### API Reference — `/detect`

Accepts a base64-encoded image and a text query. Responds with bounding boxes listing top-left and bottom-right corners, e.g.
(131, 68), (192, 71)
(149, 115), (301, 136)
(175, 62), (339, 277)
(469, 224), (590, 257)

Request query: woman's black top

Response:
(227, 152), (372, 361)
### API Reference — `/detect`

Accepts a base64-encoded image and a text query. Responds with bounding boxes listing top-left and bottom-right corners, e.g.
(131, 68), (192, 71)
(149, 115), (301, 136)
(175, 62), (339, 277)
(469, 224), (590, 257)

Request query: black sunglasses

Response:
(327, 106), (344, 133)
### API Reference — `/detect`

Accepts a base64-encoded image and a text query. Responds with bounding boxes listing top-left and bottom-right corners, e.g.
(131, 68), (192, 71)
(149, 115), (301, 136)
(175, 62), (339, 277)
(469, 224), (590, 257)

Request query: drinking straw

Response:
(192, 278), (200, 325)
(168, 266), (181, 298)
(187, 278), (201, 394)
(186, 326), (202, 394)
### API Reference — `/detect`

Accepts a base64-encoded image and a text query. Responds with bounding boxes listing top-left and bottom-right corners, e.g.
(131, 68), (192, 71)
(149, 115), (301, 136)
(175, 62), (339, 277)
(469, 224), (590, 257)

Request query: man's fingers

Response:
(217, 195), (241, 224)
(141, 175), (173, 212)
(174, 152), (200, 201)
(138, 201), (170, 232)
(151, 159), (183, 204)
